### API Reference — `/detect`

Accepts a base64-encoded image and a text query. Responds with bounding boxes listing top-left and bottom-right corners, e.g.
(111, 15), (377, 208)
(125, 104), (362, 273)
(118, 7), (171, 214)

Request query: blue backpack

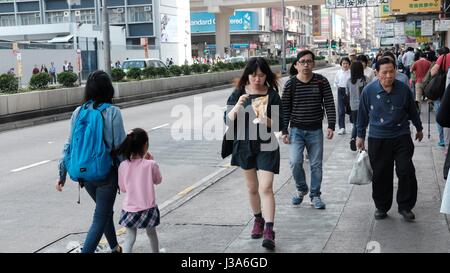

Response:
(66, 101), (112, 182)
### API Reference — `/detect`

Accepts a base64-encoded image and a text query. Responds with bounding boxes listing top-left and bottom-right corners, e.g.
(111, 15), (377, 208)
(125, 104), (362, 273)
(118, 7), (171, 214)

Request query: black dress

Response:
(225, 88), (282, 174)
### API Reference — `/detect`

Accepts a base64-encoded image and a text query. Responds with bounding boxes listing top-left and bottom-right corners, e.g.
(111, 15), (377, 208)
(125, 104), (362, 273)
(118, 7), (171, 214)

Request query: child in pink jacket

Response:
(117, 128), (162, 253)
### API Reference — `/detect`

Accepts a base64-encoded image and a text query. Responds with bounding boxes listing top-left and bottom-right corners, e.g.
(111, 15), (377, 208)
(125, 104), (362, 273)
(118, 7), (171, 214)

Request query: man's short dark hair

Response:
(296, 50), (315, 61)
(340, 57), (351, 66)
(376, 57), (396, 71)
(357, 55), (368, 64)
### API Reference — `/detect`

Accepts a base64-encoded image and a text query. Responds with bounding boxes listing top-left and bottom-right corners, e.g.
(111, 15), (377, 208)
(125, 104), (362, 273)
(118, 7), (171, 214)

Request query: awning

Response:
(48, 34), (74, 43)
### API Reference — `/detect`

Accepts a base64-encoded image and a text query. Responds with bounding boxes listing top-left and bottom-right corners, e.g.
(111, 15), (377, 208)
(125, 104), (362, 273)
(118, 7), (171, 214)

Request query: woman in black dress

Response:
(225, 57), (282, 250)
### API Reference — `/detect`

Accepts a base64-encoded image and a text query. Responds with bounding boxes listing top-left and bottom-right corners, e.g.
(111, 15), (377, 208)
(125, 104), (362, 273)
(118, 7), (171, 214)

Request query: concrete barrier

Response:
(0, 63), (330, 119)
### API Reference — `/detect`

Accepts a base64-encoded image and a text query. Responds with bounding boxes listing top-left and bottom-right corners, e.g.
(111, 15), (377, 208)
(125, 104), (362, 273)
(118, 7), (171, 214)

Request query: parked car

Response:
(225, 56), (246, 63)
(121, 59), (167, 73)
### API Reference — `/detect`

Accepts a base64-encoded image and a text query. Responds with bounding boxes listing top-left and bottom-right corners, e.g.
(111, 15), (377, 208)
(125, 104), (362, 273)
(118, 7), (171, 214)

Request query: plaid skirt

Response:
(119, 206), (160, 228)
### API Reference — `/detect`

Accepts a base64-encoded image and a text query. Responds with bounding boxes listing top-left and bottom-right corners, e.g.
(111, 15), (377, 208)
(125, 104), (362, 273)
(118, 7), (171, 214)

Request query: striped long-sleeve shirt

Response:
(281, 73), (336, 134)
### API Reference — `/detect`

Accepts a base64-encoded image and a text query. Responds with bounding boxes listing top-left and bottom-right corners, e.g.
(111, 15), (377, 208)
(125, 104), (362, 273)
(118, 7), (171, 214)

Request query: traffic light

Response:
(339, 38), (342, 48)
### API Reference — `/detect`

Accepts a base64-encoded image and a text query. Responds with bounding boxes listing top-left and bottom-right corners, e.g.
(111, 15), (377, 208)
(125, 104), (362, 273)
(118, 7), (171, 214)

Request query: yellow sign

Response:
(390, 0), (441, 14)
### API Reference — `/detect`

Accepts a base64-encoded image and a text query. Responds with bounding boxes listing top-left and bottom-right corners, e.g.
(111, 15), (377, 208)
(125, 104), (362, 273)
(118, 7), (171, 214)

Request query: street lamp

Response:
(281, 0), (286, 73)
(100, 0), (111, 75)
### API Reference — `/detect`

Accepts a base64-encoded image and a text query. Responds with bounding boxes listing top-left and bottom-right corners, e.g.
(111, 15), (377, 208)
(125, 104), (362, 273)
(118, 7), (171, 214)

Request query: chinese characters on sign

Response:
(326, 0), (390, 8)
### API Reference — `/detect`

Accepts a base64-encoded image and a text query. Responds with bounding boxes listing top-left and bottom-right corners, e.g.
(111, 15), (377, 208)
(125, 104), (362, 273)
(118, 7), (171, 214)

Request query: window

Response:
(46, 11), (68, 24)
(78, 10), (95, 24)
(127, 6), (152, 23)
(108, 8), (125, 24)
(0, 14), (15, 26)
(19, 13), (40, 25)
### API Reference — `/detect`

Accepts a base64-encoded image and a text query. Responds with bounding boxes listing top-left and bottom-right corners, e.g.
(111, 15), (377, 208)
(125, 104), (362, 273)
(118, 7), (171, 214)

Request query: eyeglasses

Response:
(298, 60), (314, 66)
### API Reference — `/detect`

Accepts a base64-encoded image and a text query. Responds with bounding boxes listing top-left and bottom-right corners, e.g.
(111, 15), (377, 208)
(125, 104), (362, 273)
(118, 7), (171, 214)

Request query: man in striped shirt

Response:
(281, 50), (336, 209)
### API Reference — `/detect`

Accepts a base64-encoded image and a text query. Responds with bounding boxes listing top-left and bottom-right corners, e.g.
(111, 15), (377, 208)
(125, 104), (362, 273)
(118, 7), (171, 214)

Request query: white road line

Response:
(150, 123), (170, 131)
(11, 160), (51, 173)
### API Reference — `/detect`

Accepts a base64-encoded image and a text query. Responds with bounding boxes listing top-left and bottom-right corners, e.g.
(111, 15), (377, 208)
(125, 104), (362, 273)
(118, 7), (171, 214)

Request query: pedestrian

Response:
(7, 68), (14, 75)
(411, 51), (431, 114)
(431, 47), (450, 153)
(402, 47), (415, 79)
(377, 51), (410, 87)
(225, 57), (282, 250)
(357, 55), (375, 82)
(67, 62), (74, 72)
(63, 60), (68, 72)
(346, 61), (367, 151)
(116, 128), (162, 253)
(281, 50), (336, 209)
(49, 62), (57, 84)
(356, 57), (423, 222)
(56, 70), (127, 253)
(40, 64), (48, 74)
(334, 57), (351, 135)
(32, 65), (39, 75)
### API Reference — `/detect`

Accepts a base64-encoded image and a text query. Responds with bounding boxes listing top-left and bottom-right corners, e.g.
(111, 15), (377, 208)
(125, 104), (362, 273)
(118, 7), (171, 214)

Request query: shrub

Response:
(224, 63), (235, 71)
(29, 72), (51, 90)
(0, 73), (19, 93)
(169, 65), (182, 76)
(201, 64), (210, 73)
(127, 67), (142, 80)
(180, 65), (192, 75)
(57, 71), (78, 87)
(111, 68), (126, 82)
(191, 63), (203, 74)
(143, 66), (156, 78)
(211, 65), (221, 72)
(155, 67), (169, 78)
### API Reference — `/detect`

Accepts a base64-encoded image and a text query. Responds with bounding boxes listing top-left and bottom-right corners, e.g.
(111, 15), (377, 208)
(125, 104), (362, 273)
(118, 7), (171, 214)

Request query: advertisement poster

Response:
(161, 14), (178, 43)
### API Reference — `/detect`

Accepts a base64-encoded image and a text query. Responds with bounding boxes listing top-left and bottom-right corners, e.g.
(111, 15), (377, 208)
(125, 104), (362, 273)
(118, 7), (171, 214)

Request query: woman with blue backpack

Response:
(56, 70), (127, 253)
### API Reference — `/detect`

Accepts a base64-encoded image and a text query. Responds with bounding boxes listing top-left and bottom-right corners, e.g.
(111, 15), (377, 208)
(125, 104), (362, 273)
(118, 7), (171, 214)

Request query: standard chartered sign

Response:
(191, 11), (258, 33)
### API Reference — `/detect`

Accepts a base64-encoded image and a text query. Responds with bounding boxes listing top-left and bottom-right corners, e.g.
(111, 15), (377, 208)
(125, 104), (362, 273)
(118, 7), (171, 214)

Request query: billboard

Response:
(191, 11), (259, 33)
(312, 6), (321, 36)
(390, 0), (441, 14)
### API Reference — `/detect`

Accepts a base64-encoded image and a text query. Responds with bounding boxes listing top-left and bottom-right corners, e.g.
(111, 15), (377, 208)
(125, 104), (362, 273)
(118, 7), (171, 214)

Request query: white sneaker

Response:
(337, 128), (346, 135)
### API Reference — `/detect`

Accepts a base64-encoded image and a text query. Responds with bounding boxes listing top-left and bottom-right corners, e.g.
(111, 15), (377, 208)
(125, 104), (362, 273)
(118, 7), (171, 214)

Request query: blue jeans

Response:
(337, 87), (346, 130)
(81, 169), (119, 253)
(289, 127), (324, 198)
(435, 100), (445, 143)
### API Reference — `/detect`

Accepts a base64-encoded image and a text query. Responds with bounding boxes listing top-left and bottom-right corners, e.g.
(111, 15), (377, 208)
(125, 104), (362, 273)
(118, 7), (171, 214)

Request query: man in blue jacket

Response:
(356, 57), (423, 222)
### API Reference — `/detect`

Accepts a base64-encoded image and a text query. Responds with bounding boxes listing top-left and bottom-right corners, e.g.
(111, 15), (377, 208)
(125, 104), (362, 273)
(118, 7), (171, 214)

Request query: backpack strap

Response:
(96, 103), (111, 112)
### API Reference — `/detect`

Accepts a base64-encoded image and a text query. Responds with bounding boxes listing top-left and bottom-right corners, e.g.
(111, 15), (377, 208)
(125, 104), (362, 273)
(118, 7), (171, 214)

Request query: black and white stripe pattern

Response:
(119, 206), (160, 228)
(281, 73), (336, 133)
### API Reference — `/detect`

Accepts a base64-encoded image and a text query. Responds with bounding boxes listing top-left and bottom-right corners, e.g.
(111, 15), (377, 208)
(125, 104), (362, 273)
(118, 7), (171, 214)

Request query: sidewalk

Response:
(128, 105), (450, 253)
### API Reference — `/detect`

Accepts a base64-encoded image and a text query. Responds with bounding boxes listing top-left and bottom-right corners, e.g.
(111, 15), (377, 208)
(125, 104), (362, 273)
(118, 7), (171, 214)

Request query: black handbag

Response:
(221, 133), (233, 159)
(425, 55), (447, 101)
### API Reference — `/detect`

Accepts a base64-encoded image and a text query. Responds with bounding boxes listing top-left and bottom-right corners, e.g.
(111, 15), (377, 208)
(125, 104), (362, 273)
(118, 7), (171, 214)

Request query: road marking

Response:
(11, 160), (51, 173)
(150, 123), (170, 131)
(178, 186), (194, 196)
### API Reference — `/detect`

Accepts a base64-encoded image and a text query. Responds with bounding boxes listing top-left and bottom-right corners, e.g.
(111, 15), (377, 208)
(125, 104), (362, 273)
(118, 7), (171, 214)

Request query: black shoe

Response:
(398, 209), (415, 222)
(350, 139), (356, 151)
(374, 209), (387, 220)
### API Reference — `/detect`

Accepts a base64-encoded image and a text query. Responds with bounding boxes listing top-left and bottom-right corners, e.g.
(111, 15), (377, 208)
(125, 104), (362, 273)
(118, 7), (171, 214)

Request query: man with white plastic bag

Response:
(441, 169), (450, 215)
(356, 57), (423, 222)
(348, 151), (372, 185)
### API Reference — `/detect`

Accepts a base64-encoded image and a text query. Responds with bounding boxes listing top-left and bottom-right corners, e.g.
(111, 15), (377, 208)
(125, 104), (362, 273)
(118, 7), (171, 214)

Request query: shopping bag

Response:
(348, 150), (373, 185)
(440, 169), (450, 214)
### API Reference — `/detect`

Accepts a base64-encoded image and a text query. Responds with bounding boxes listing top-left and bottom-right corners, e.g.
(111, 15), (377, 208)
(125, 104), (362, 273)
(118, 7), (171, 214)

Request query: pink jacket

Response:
(118, 159), (162, 212)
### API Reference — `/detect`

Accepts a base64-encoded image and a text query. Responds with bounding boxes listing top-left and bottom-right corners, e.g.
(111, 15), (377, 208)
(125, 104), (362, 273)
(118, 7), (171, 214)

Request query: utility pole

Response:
(281, 0), (286, 73)
(101, 0), (111, 75)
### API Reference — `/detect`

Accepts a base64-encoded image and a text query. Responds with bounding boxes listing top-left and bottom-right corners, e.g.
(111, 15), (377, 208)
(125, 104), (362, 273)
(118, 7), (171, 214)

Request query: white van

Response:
(121, 59), (167, 73)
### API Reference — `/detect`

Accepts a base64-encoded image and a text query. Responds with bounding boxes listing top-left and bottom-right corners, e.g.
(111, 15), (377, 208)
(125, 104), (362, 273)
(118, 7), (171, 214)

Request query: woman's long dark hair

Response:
(117, 128), (149, 161)
(234, 57), (279, 94)
(84, 70), (114, 107)
(350, 61), (365, 85)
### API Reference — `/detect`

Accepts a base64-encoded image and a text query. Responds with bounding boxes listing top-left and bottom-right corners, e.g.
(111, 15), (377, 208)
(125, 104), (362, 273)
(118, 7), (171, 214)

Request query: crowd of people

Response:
(54, 46), (450, 253)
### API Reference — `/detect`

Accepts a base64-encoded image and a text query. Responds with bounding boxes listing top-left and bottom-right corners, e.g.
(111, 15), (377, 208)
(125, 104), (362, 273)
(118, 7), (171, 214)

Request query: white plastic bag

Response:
(348, 150), (373, 185)
(440, 169), (450, 214)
